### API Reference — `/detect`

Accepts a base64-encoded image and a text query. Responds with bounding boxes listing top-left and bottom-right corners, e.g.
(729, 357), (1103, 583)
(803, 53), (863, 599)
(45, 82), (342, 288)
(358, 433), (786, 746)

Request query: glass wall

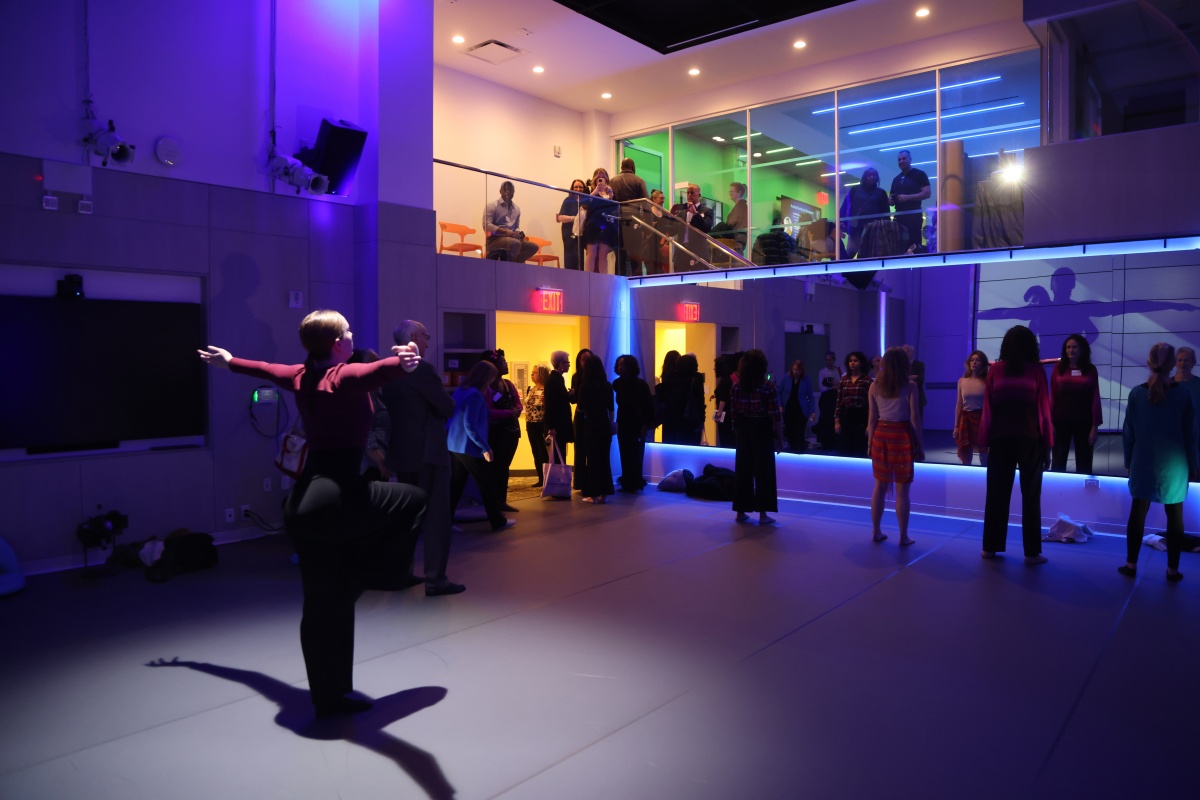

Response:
(671, 112), (749, 233)
(835, 71), (937, 258)
(939, 50), (1041, 251)
(747, 92), (836, 265)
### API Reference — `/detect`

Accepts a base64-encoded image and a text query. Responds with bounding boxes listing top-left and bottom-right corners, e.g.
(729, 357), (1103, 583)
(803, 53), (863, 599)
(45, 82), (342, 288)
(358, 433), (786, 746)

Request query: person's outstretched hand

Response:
(391, 343), (421, 373)
(198, 346), (232, 368)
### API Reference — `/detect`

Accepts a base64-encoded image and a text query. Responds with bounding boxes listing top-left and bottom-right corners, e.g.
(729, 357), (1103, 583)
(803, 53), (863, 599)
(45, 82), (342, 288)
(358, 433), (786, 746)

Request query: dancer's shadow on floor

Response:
(147, 658), (455, 799)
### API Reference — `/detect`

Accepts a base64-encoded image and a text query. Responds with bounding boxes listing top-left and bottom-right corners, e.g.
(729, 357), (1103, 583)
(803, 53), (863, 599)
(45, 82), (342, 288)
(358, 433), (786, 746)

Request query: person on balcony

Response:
(483, 180), (538, 263)
(669, 183), (713, 271)
(609, 158), (649, 276)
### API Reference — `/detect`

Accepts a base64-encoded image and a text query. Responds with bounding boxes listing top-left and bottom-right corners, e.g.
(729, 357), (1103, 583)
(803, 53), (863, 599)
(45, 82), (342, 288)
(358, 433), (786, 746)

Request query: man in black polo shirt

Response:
(889, 149), (931, 253)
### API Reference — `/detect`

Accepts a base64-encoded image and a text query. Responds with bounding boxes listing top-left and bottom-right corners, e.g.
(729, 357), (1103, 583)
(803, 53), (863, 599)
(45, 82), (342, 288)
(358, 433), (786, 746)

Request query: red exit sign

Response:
(534, 287), (564, 313)
(679, 301), (701, 322)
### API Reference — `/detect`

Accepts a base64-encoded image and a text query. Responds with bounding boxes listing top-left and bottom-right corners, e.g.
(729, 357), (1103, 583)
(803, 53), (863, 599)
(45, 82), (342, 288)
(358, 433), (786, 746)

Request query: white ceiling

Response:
(433, 0), (1026, 115)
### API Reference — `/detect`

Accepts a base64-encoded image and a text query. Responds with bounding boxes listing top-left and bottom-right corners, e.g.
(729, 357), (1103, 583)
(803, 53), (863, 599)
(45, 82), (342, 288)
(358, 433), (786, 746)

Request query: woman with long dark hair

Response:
(730, 349), (783, 524)
(1050, 334), (1102, 473)
(1120, 343), (1196, 581)
(582, 168), (618, 273)
(654, 350), (681, 441)
(711, 352), (742, 448)
(198, 310), (426, 719)
(555, 178), (588, 271)
(481, 349), (523, 512)
(980, 325), (1053, 563)
(570, 347), (594, 489)
(868, 347), (922, 545)
(834, 351), (872, 456)
(613, 355), (654, 492)
(576, 354), (615, 504)
(954, 350), (989, 466)
(663, 353), (706, 445)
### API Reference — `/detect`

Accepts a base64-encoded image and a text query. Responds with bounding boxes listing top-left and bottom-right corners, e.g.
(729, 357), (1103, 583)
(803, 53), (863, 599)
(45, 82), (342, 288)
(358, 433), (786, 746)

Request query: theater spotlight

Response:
(84, 120), (136, 167)
(269, 155), (330, 195)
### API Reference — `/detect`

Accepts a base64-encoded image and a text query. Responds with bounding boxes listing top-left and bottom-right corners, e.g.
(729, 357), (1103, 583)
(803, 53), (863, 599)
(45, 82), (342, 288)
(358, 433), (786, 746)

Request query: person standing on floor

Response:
(1171, 346), (1200, 481)
(980, 325), (1053, 564)
(555, 178), (588, 271)
(834, 351), (872, 456)
(570, 348), (594, 490)
(711, 352), (742, 448)
(1050, 334), (1102, 474)
(380, 319), (464, 596)
(954, 350), (990, 466)
(730, 349), (783, 524)
(814, 351), (842, 450)
(777, 359), (814, 453)
(198, 310), (427, 719)
(1120, 343), (1195, 581)
(868, 347), (923, 546)
(481, 349), (523, 512)
(613, 355), (655, 493)
(544, 350), (574, 492)
(448, 360), (515, 532)
(524, 363), (550, 488)
(576, 354), (615, 504)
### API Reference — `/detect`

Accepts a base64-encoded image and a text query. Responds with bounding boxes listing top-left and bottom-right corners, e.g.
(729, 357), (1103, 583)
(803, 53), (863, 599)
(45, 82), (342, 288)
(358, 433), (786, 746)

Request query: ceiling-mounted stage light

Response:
(84, 120), (136, 167)
(269, 155), (329, 195)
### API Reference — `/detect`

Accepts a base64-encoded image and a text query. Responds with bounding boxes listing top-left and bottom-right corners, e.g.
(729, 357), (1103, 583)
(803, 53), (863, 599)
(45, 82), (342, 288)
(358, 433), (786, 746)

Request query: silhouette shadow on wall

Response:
(147, 658), (454, 799)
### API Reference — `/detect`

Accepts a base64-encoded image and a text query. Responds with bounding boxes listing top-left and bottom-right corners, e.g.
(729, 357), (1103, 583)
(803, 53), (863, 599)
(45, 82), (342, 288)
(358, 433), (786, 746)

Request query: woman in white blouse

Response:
(953, 350), (989, 466)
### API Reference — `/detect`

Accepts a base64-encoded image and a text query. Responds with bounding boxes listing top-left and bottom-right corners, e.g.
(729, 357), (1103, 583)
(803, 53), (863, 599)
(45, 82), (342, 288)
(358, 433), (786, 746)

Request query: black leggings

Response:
(1126, 499), (1184, 570)
(450, 452), (508, 529)
(1051, 419), (1094, 474)
(982, 436), (1045, 557)
(489, 425), (521, 504)
(284, 452), (427, 708)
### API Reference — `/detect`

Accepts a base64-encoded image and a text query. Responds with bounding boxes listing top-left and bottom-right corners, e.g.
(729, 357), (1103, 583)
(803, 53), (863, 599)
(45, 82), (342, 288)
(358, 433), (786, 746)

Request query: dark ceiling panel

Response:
(553, 0), (857, 53)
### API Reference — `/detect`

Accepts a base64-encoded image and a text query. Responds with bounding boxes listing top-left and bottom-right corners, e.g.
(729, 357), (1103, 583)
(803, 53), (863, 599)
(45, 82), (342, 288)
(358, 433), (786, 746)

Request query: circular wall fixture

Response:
(154, 137), (182, 167)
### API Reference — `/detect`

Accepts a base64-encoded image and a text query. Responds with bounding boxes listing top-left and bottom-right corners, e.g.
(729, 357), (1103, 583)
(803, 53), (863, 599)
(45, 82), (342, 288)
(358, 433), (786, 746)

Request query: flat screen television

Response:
(0, 295), (207, 453)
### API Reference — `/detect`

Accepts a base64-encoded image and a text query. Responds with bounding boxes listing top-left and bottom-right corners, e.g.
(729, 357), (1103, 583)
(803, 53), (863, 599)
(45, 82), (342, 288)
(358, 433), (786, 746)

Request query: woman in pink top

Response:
(867, 347), (923, 545)
(980, 325), (1053, 563)
(199, 310), (426, 719)
(1050, 334), (1102, 474)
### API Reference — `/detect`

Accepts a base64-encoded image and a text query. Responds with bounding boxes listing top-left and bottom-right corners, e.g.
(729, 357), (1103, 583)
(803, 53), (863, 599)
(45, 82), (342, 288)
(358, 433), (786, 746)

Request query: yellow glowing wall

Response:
(653, 321), (717, 444)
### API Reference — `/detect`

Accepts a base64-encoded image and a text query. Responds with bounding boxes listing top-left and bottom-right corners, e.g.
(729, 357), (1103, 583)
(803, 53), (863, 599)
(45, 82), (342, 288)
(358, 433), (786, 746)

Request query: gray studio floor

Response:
(2, 484), (1198, 800)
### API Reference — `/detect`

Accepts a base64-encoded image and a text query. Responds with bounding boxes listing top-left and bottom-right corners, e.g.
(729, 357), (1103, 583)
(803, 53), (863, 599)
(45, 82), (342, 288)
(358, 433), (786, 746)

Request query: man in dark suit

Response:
(543, 350), (574, 476)
(381, 320), (463, 596)
(669, 183), (714, 271)
(609, 157), (649, 277)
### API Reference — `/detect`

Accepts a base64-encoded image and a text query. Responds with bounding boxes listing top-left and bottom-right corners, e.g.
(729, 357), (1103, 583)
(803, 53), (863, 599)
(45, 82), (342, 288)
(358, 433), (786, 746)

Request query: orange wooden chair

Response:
(438, 222), (484, 257)
(526, 236), (561, 268)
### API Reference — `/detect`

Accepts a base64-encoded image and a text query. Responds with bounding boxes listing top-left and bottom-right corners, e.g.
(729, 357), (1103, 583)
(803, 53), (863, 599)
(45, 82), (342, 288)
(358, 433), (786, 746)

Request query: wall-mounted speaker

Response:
(295, 119), (368, 197)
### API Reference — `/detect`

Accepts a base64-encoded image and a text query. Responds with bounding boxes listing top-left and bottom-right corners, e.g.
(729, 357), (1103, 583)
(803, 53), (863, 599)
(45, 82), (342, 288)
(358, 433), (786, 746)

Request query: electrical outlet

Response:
(1084, 478), (1099, 489)
(224, 508), (235, 523)
(241, 505), (251, 520)
(263, 477), (272, 492)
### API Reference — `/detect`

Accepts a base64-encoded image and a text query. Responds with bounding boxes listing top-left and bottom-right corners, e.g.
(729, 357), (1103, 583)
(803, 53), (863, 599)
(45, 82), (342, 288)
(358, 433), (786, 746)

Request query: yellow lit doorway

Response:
(496, 311), (589, 473)
(653, 321), (717, 445)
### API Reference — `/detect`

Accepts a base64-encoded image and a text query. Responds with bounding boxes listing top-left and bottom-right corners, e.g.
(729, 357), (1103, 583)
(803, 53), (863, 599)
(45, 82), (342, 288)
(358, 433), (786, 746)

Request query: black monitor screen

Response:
(0, 296), (207, 452)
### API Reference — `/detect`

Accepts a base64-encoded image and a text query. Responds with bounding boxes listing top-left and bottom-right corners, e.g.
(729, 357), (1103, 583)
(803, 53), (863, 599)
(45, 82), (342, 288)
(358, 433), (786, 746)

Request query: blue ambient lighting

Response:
(812, 77), (1001, 115)
(878, 123), (1040, 151)
(626, 236), (1200, 289)
(848, 102), (1025, 135)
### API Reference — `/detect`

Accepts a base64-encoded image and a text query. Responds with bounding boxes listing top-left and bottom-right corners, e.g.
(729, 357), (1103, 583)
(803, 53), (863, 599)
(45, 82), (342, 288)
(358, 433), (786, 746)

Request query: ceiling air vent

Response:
(464, 39), (524, 65)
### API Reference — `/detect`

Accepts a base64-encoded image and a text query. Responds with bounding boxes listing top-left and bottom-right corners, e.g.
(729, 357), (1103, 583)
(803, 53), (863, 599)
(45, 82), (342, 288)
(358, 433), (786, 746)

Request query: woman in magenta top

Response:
(1050, 334), (1102, 474)
(980, 325), (1053, 563)
(199, 310), (426, 719)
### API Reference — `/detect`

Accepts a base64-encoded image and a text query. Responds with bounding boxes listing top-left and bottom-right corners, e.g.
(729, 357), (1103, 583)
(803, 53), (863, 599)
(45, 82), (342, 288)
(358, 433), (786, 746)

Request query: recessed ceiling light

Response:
(793, 40), (807, 49)
(601, 92), (612, 99)
(452, 35), (465, 44)
(915, 7), (930, 17)
(688, 68), (700, 76)
(532, 66), (544, 73)
(712, 136), (725, 142)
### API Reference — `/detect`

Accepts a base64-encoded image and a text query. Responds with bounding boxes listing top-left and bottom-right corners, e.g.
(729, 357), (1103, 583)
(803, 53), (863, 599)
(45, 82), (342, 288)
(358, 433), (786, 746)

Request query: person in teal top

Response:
(1121, 343), (1196, 581)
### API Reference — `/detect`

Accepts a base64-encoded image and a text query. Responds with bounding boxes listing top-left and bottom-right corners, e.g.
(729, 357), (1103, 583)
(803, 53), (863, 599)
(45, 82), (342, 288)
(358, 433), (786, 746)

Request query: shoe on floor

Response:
(364, 573), (423, 591)
(1117, 565), (1137, 577)
(314, 695), (373, 719)
(491, 518), (516, 531)
(425, 581), (466, 596)
(1024, 554), (1048, 565)
(1167, 570), (1184, 582)
(501, 503), (520, 512)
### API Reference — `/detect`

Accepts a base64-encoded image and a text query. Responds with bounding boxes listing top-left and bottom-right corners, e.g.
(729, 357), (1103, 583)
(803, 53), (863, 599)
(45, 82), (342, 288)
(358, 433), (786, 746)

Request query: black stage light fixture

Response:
(844, 270), (877, 290)
(295, 119), (368, 196)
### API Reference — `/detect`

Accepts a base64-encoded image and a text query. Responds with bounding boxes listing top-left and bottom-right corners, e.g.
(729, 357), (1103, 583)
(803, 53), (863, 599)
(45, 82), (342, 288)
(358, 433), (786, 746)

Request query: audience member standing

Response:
(900, 344), (927, 420)
(481, 349), (522, 512)
(448, 361), (514, 531)
(1121, 343), (1195, 581)
(1172, 346), (1200, 481)
(570, 348), (594, 490)
(555, 178), (588, 271)
(544, 350), (574, 486)
(582, 168), (619, 273)
(524, 363), (550, 488)
(980, 325), (1053, 563)
(834, 352), (872, 456)
(576, 355), (615, 504)
(609, 158), (649, 276)
(814, 351), (842, 450)
(954, 350), (990, 466)
(711, 182), (749, 254)
(1050, 334), (1102, 474)
(198, 310), (426, 719)
(839, 168), (891, 258)
(777, 359), (814, 453)
(380, 320), (463, 596)
(613, 355), (655, 493)
(654, 350), (681, 439)
(711, 353), (741, 448)
(889, 150), (931, 252)
(663, 353), (706, 445)
(868, 347), (922, 546)
(730, 349), (783, 524)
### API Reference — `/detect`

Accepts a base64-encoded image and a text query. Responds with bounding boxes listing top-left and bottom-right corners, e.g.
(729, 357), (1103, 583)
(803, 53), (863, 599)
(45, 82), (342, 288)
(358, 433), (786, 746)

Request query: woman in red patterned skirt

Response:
(867, 347), (924, 545)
